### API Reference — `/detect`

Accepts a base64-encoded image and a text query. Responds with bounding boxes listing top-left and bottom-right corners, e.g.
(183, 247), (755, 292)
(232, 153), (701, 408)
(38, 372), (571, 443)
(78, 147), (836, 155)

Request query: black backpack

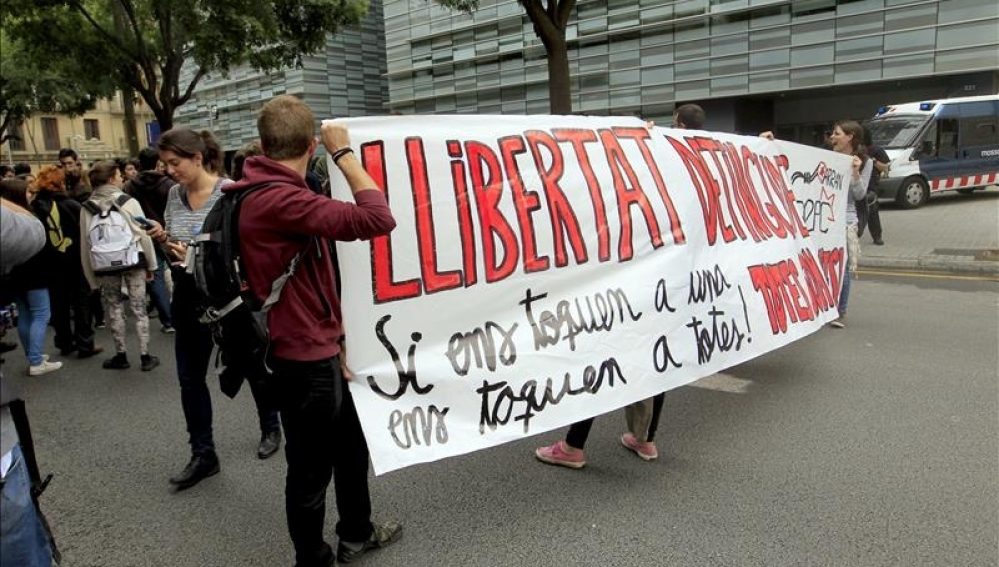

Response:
(190, 183), (302, 398)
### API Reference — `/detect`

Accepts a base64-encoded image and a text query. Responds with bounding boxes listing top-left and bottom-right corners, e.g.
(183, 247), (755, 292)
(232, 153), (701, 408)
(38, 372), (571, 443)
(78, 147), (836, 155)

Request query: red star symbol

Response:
(820, 187), (836, 223)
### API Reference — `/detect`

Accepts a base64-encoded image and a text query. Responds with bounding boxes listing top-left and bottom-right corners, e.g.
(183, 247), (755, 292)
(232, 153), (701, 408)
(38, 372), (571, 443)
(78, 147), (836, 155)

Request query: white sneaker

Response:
(29, 360), (63, 376)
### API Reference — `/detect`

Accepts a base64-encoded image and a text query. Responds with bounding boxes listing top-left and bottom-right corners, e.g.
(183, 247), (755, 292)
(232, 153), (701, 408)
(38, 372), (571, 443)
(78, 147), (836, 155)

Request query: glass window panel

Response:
(790, 66), (834, 88)
(791, 44), (834, 66)
(750, 70), (790, 92)
(836, 14), (884, 37)
(641, 44), (674, 64)
(712, 54), (749, 74)
(938, 21), (999, 50)
(610, 69), (642, 88)
(792, 21), (835, 45)
(836, 35), (883, 61)
(580, 91), (610, 112)
(884, 3), (936, 31)
(579, 55), (609, 73)
(711, 75), (749, 93)
(611, 88), (643, 107)
(836, 0), (884, 16)
(884, 28), (936, 55)
(641, 83), (675, 103)
(937, 0), (999, 23)
(750, 27), (790, 50)
(675, 59), (711, 79)
(675, 79), (710, 99)
(750, 48), (790, 70)
(642, 64), (674, 84)
(641, 29), (673, 47)
(750, 4), (791, 28)
(836, 59), (882, 82)
(711, 33), (749, 56)
(935, 46), (999, 72)
(581, 74), (610, 90)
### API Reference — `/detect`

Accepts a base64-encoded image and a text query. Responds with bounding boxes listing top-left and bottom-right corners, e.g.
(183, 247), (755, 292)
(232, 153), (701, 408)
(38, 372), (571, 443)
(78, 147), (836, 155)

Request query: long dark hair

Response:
(157, 128), (223, 173)
(835, 120), (868, 160)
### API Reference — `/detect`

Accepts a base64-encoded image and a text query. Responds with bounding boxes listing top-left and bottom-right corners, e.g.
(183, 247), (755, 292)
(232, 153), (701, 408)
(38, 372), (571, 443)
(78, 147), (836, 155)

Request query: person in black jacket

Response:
(29, 166), (103, 358)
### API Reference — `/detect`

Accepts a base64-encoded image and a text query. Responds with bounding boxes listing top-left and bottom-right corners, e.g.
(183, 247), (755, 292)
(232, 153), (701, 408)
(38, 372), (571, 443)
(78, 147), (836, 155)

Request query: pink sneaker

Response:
(535, 440), (586, 469)
(621, 432), (658, 461)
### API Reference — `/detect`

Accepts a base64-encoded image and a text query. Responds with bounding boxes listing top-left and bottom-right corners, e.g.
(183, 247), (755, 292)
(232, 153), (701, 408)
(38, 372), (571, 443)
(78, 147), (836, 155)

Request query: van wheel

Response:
(896, 176), (929, 209)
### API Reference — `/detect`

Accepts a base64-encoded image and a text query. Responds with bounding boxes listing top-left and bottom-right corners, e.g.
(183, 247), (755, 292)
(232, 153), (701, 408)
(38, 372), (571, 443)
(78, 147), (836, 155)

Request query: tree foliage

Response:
(2, 0), (370, 131)
(433, 0), (578, 114)
(0, 28), (114, 145)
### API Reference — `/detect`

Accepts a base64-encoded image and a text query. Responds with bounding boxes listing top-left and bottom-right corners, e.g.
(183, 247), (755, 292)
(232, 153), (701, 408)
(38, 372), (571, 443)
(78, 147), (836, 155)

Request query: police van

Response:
(864, 94), (999, 209)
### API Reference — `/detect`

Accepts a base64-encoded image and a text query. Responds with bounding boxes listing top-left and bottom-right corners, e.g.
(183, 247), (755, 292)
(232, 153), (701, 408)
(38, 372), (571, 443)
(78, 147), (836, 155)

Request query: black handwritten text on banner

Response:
(327, 115), (851, 475)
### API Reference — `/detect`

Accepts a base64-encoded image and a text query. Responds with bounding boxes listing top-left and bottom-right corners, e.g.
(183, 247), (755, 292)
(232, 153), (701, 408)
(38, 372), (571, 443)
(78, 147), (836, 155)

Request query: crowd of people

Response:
(1, 96), (402, 567)
(0, 100), (888, 567)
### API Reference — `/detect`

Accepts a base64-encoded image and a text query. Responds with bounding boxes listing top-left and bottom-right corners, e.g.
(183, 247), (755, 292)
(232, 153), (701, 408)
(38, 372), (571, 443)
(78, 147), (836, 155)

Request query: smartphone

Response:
(134, 215), (154, 229)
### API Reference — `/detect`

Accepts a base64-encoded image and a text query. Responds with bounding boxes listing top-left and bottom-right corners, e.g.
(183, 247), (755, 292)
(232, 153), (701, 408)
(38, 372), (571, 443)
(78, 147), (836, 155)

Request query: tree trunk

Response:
(546, 34), (572, 114)
(121, 89), (140, 155)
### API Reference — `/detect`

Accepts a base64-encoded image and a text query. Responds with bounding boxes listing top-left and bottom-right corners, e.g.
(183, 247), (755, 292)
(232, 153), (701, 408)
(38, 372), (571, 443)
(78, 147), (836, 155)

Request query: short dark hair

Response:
(88, 160), (119, 187)
(58, 148), (79, 161)
(136, 147), (160, 172)
(13, 162), (31, 176)
(231, 141), (263, 181)
(0, 178), (30, 207)
(0, 165), (12, 177)
(674, 104), (706, 130)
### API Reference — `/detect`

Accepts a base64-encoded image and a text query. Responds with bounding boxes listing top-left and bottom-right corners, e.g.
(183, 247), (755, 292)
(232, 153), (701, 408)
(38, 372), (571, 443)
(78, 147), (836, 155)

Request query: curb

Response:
(858, 256), (999, 277)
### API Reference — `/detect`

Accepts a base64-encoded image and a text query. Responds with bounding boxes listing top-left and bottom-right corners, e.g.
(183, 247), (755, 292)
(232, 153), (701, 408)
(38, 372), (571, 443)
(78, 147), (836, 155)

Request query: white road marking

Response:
(689, 372), (753, 394)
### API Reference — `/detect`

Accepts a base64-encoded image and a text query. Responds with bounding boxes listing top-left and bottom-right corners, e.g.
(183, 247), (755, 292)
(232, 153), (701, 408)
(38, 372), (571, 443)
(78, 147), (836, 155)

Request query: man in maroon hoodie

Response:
(228, 95), (399, 567)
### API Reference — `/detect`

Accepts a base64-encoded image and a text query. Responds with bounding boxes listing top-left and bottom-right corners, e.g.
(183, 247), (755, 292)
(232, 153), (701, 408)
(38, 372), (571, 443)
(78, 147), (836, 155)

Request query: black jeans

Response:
(172, 271), (216, 455)
(50, 273), (96, 352)
(270, 355), (373, 567)
(856, 195), (883, 241)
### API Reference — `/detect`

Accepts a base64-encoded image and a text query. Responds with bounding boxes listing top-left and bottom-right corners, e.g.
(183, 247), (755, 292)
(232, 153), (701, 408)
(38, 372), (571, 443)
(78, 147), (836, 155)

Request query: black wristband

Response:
(331, 147), (354, 165)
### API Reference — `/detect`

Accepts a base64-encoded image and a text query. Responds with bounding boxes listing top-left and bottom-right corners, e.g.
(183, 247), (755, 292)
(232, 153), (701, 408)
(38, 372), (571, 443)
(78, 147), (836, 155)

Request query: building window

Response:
(84, 119), (100, 140)
(41, 117), (60, 151)
(8, 120), (26, 151)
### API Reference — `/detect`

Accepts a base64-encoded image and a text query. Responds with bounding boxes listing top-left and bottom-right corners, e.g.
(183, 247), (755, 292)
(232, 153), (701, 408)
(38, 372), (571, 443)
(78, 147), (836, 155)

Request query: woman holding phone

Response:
(145, 128), (281, 492)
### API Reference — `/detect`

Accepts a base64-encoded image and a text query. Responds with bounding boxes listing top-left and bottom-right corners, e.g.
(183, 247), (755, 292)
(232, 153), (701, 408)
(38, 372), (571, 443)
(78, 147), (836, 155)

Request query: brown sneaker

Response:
(336, 521), (402, 563)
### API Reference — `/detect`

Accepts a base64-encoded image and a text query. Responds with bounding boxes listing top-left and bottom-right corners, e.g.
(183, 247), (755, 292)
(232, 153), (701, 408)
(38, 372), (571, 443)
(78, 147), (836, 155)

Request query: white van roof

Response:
(875, 93), (999, 117)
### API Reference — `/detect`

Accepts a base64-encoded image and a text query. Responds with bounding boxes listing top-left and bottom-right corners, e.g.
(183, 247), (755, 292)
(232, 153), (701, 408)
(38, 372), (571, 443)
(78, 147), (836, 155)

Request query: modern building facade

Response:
(174, 0), (388, 152)
(383, 0), (999, 145)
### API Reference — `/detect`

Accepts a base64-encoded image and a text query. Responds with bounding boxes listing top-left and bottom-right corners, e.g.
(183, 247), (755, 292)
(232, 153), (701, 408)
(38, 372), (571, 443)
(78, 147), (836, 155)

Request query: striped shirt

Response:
(164, 178), (232, 241)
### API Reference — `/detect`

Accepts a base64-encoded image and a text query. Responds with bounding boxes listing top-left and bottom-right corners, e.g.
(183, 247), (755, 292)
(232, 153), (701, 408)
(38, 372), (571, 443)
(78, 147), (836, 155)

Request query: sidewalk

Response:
(855, 187), (999, 277)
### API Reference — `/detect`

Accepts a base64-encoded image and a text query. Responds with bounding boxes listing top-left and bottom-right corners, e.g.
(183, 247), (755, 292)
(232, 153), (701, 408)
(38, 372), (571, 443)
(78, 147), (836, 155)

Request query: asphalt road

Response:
(8, 272), (998, 567)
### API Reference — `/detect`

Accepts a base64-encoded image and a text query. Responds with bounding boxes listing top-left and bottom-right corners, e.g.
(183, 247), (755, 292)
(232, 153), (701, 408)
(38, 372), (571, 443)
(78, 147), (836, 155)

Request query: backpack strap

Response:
(82, 200), (102, 216)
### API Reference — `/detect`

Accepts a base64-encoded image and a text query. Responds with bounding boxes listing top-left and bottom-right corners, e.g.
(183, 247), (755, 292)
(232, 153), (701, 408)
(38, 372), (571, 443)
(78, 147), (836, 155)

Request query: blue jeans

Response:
(147, 259), (172, 326)
(838, 267), (852, 315)
(14, 289), (51, 366)
(0, 444), (53, 567)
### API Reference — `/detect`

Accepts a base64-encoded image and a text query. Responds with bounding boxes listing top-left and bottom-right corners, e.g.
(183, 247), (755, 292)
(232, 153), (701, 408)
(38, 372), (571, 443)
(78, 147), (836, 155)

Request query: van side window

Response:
(937, 118), (959, 159)
(963, 120), (998, 148)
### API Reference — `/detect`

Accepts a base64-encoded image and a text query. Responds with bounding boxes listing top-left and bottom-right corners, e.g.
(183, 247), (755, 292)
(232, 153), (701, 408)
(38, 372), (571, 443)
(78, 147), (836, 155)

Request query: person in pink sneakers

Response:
(535, 401), (660, 469)
(537, 104), (710, 470)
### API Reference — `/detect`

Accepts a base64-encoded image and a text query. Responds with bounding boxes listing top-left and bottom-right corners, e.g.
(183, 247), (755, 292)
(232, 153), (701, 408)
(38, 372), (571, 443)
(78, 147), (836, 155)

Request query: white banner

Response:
(328, 115), (852, 475)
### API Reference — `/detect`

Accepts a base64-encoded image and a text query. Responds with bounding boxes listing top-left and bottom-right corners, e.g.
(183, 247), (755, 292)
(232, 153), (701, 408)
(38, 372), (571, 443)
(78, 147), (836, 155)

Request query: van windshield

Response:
(864, 115), (930, 149)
